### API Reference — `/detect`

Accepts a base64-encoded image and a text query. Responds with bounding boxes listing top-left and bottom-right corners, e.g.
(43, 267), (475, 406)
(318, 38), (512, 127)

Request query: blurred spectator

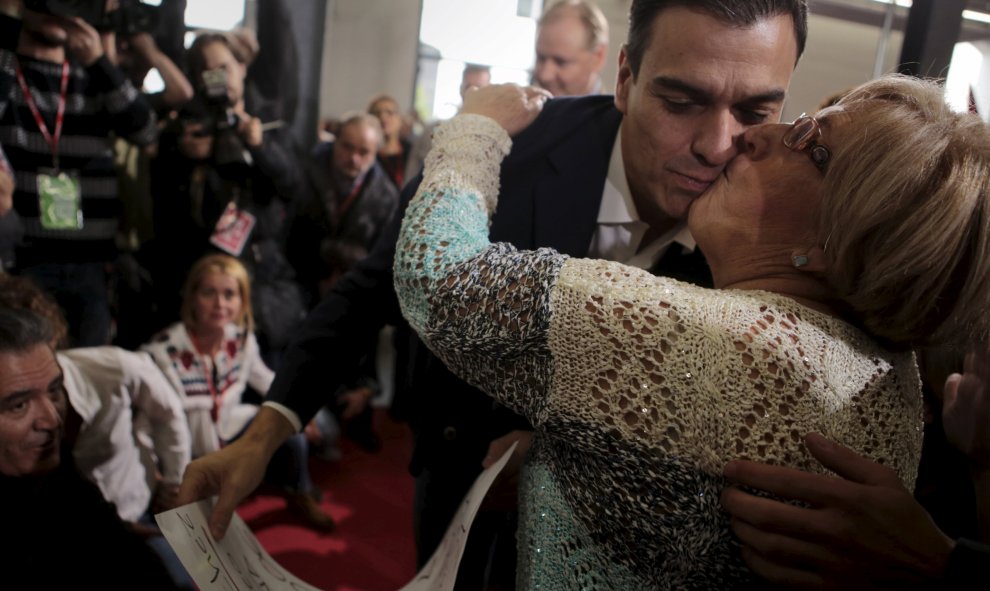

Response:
(459, 63), (491, 97)
(0, 2), (157, 346)
(0, 141), (21, 273)
(288, 112), (398, 455)
(368, 94), (411, 189)
(534, 0), (608, 97)
(317, 116), (339, 144)
(404, 63), (492, 182)
(289, 112), (398, 302)
(116, 32), (193, 115)
(110, 26), (193, 349)
(149, 30), (304, 364)
(142, 254), (335, 531)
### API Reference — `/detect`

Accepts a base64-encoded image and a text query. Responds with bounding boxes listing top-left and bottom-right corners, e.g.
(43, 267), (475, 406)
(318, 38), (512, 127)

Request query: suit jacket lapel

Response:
(532, 102), (622, 257)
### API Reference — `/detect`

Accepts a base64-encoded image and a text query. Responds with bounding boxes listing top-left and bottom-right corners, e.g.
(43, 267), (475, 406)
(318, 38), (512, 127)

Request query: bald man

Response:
(533, 0), (609, 96)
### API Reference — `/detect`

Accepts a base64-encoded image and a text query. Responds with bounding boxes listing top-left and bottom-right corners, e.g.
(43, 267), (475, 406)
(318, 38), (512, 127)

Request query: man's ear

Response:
(614, 44), (632, 114)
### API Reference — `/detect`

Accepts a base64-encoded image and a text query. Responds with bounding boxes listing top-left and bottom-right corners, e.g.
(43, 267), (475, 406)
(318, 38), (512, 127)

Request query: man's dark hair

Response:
(0, 275), (68, 349)
(626, 0), (808, 77)
(0, 307), (53, 354)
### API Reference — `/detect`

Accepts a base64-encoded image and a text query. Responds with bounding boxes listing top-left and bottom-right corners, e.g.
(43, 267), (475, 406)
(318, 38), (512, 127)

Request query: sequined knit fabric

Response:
(394, 114), (924, 590)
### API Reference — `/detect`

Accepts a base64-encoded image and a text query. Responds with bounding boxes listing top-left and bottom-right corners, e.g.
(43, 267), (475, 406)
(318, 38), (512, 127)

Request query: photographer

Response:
(0, 0), (157, 346)
(149, 30), (303, 364)
(106, 1), (193, 348)
(103, 0), (191, 111)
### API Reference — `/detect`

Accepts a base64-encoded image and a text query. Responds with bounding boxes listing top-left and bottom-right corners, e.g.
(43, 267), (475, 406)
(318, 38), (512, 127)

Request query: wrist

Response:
(242, 406), (296, 455)
(81, 49), (104, 67)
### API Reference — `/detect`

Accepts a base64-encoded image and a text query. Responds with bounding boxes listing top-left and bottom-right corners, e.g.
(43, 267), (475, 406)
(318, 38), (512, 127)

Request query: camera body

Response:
(179, 67), (250, 173)
(24, 0), (159, 35)
(23, 0), (105, 26)
(104, 0), (159, 36)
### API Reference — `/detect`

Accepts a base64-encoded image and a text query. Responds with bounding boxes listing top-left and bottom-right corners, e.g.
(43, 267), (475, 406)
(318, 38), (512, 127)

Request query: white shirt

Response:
(142, 323), (274, 457)
(60, 347), (191, 523)
(588, 125), (696, 269)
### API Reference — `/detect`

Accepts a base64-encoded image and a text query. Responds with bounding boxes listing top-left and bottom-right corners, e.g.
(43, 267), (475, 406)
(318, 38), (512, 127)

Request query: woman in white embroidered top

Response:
(143, 254), (335, 531)
(393, 76), (990, 589)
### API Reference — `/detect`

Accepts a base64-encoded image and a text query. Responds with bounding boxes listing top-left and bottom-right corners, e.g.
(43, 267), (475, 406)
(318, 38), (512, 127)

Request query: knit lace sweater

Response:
(394, 114), (923, 590)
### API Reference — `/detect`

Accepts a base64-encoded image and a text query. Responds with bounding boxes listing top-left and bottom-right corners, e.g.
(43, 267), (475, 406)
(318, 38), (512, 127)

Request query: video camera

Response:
(23, 0), (159, 35)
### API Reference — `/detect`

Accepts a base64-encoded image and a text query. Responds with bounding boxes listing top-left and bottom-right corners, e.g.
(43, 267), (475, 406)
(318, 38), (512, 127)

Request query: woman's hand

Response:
(460, 83), (551, 136)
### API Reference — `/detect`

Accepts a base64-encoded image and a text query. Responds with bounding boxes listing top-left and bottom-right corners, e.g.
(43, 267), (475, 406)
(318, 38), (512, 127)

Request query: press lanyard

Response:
(15, 60), (70, 171)
(188, 331), (223, 427)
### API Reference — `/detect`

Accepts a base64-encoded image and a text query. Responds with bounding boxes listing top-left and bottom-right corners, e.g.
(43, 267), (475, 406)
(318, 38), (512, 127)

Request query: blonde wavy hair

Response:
(180, 254), (254, 336)
(818, 74), (990, 352)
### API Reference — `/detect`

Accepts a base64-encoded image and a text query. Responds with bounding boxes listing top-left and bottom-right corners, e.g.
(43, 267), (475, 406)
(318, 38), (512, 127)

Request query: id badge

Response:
(209, 201), (256, 257)
(37, 169), (83, 230)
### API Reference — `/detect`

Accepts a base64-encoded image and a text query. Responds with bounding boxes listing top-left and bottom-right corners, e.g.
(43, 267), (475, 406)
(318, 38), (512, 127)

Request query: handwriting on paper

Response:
(156, 500), (320, 591)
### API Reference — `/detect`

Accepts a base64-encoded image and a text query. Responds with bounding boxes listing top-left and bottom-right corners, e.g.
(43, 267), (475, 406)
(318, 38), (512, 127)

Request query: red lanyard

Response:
(334, 175), (365, 225)
(15, 60), (70, 170)
(188, 331), (223, 426)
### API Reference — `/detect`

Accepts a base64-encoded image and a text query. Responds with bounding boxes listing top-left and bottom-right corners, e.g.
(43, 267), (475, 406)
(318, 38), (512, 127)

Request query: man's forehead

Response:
(538, 14), (588, 49)
(648, 9), (797, 64)
(0, 347), (61, 399)
(340, 123), (378, 145)
(642, 10), (796, 103)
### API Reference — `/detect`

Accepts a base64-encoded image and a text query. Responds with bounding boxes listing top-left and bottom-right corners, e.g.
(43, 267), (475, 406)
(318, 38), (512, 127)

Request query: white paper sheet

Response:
(156, 441), (517, 590)
(156, 499), (321, 590)
(398, 440), (518, 591)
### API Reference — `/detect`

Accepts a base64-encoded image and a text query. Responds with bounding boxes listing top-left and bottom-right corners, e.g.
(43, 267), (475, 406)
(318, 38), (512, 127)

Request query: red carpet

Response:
(236, 411), (417, 591)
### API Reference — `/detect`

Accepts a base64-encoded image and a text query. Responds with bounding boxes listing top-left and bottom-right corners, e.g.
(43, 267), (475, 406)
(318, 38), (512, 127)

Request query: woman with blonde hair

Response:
(143, 254), (335, 531)
(393, 75), (990, 588)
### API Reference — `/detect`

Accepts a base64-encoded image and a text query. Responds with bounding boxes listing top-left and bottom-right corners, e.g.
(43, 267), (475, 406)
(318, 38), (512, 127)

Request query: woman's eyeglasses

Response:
(783, 114), (831, 173)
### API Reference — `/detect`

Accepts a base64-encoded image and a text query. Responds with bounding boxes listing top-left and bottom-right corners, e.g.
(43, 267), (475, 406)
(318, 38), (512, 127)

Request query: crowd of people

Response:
(0, 0), (988, 589)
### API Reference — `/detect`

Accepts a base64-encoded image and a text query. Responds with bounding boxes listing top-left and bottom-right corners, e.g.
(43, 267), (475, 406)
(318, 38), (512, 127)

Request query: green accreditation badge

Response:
(37, 169), (83, 230)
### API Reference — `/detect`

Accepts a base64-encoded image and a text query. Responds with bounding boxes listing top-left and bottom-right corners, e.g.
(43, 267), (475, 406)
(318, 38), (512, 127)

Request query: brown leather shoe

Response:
(285, 492), (336, 532)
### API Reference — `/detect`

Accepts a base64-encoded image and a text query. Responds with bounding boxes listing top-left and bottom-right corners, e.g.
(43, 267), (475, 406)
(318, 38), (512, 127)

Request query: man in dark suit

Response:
(179, 0), (807, 588)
